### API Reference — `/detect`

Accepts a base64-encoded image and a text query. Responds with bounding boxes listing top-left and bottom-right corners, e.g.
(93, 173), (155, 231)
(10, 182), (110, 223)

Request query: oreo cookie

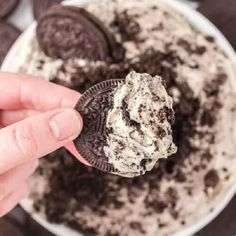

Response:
(33, 0), (63, 20)
(0, 0), (19, 19)
(74, 79), (124, 173)
(36, 5), (117, 61)
(0, 21), (21, 65)
(198, 0), (236, 50)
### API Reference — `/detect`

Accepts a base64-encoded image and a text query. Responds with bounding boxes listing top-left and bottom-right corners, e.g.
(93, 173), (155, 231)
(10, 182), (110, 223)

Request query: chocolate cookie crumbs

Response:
(155, 126), (166, 139)
(177, 39), (206, 55)
(130, 222), (146, 234)
(158, 106), (175, 124)
(200, 110), (216, 127)
(111, 10), (141, 41)
(121, 99), (141, 129)
(204, 169), (220, 188)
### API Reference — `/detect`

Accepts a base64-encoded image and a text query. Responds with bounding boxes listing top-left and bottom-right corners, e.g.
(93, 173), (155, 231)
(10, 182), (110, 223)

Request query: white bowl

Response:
(2, 0), (236, 235)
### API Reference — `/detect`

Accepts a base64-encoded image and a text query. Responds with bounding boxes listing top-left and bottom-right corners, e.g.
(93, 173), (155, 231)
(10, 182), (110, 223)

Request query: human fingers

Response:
(0, 181), (29, 217)
(0, 108), (82, 174)
(0, 72), (80, 111)
(0, 160), (38, 201)
(0, 109), (40, 126)
(0, 109), (90, 167)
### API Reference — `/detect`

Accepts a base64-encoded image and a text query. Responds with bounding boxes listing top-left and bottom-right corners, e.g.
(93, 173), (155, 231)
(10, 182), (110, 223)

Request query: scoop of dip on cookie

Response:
(75, 71), (177, 177)
(104, 71), (177, 177)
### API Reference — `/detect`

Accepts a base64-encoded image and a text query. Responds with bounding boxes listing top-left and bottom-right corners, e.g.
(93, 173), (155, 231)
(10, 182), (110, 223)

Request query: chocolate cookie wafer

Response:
(0, 22), (20, 65)
(36, 5), (117, 61)
(33, 0), (62, 20)
(0, 0), (19, 19)
(74, 79), (124, 173)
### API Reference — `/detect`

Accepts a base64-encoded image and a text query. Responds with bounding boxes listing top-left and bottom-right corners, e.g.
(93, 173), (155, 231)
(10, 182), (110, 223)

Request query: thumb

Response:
(0, 108), (82, 174)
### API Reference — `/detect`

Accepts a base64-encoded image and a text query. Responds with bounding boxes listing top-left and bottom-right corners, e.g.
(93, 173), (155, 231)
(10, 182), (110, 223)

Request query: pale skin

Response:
(0, 72), (89, 217)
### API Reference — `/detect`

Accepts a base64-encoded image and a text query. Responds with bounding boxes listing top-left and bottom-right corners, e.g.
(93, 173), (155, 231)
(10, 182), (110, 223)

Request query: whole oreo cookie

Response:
(36, 5), (116, 61)
(198, 0), (236, 50)
(0, 22), (21, 65)
(74, 79), (124, 173)
(0, 0), (19, 19)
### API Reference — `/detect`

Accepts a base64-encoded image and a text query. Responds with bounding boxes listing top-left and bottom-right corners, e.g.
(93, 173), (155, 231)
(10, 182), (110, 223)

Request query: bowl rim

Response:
(2, 0), (236, 235)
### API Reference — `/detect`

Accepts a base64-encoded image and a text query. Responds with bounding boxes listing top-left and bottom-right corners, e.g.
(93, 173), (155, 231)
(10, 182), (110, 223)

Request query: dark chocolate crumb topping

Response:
(155, 126), (167, 139)
(158, 106), (175, 124)
(205, 35), (215, 43)
(111, 10), (141, 42)
(130, 222), (146, 233)
(177, 39), (206, 55)
(121, 99), (141, 129)
(204, 169), (220, 188)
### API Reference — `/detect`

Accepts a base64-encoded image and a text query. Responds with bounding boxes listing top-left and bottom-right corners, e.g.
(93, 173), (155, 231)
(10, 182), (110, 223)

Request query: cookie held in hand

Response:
(74, 79), (124, 174)
(74, 72), (177, 177)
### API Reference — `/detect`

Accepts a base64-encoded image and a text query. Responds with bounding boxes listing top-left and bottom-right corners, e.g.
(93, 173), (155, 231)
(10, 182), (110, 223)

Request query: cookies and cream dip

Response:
(6, 0), (236, 235)
(105, 71), (177, 177)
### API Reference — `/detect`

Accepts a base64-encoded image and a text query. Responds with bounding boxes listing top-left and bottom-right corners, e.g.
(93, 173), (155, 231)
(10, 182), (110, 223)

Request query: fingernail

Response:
(49, 109), (82, 141)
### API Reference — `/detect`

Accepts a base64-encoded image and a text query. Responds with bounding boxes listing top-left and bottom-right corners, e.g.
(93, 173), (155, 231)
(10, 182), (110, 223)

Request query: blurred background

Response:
(1, 0), (236, 235)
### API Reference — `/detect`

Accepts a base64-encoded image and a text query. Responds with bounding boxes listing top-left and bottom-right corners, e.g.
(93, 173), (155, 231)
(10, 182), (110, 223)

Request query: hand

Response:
(0, 72), (86, 217)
